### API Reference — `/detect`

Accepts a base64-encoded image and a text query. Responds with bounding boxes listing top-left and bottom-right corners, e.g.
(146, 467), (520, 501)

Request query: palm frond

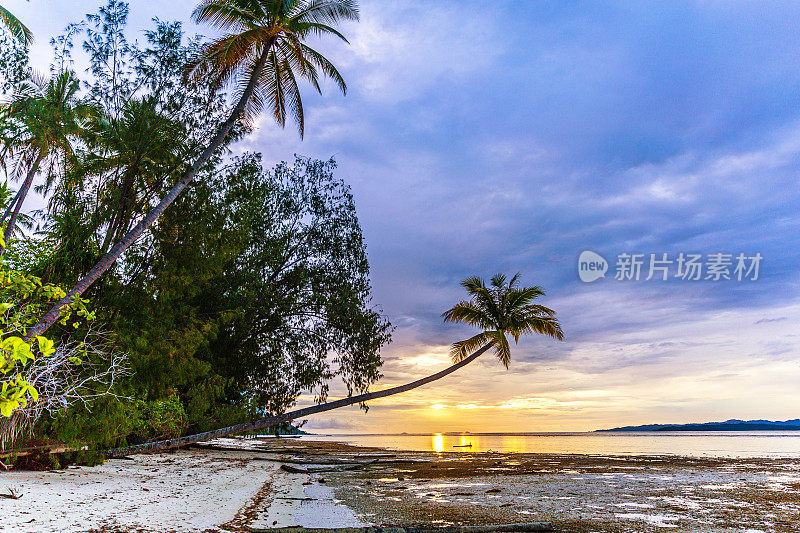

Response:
(185, 30), (268, 90)
(291, 20), (350, 43)
(191, 0), (260, 30)
(505, 285), (545, 309)
(277, 55), (304, 137)
(490, 330), (512, 368)
(441, 300), (492, 329)
(450, 332), (490, 363)
(290, 0), (359, 24)
(490, 273), (507, 289)
(298, 42), (346, 93)
(460, 275), (485, 294)
(0, 5), (32, 45)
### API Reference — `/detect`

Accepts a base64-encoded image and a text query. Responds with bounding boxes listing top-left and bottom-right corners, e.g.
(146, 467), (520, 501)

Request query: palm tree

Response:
(0, 71), (92, 250)
(107, 273), (563, 457)
(0, 4), (31, 45)
(83, 97), (187, 256)
(28, 0), (357, 339)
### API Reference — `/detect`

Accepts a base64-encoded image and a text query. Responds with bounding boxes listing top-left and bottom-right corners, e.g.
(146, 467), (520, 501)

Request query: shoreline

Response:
(2, 436), (799, 532)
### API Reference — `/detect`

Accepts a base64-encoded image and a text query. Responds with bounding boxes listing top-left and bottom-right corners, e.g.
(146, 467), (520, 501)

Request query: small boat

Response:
(453, 444), (473, 447)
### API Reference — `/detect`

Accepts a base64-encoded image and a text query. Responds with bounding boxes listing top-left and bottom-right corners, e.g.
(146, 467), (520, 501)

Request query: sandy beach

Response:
(0, 438), (364, 533)
(2, 437), (799, 532)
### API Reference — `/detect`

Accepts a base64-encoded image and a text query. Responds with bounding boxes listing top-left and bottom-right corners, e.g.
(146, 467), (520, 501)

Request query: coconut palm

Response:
(107, 273), (563, 456)
(0, 4), (31, 45)
(0, 71), (92, 249)
(29, 0), (358, 339)
(82, 97), (187, 256)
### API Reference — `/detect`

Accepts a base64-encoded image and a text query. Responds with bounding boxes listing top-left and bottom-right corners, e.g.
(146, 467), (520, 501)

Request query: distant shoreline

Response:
(305, 428), (800, 437)
(596, 419), (800, 432)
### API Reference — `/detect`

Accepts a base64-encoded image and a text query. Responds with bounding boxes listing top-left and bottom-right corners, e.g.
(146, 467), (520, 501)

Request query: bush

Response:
(128, 393), (187, 443)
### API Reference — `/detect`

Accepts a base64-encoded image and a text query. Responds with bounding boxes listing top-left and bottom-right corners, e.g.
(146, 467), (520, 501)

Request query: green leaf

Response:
(36, 336), (55, 357)
(0, 400), (17, 417)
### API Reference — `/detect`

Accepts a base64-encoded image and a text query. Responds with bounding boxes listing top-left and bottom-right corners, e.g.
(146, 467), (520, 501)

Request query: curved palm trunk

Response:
(1, 186), (23, 226)
(106, 344), (492, 458)
(24, 48), (272, 341)
(1, 151), (43, 254)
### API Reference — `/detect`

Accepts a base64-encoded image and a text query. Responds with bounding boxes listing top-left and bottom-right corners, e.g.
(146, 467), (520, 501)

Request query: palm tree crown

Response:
(442, 273), (564, 368)
(0, 70), (94, 246)
(1, 71), (92, 181)
(185, 0), (357, 137)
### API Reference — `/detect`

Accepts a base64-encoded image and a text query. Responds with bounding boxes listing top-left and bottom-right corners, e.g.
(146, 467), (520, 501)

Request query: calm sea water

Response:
(301, 432), (800, 458)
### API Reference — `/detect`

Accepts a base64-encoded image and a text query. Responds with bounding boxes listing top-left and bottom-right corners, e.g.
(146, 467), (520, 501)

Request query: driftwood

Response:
(249, 523), (553, 533)
(257, 448), (327, 456)
(255, 456), (429, 466)
(0, 488), (23, 499)
(255, 457), (365, 465)
(191, 443), (273, 453)
(279, 460), (377, 474)
(192, 443), (327, 456)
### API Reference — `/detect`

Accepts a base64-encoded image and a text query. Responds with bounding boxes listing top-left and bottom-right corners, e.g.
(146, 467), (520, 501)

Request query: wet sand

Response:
(2, 437), (799, 531)
(277, 439), (800, 532)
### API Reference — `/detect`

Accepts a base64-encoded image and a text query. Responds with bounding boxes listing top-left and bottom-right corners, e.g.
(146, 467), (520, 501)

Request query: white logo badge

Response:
(578, 251), (608, 282)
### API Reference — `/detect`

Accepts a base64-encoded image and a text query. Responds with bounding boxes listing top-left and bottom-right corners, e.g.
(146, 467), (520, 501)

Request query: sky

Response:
(6, 0), (800, 433)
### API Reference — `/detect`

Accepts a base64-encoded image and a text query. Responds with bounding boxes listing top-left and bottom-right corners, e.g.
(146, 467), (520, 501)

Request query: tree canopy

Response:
(0, 1), (391, 450)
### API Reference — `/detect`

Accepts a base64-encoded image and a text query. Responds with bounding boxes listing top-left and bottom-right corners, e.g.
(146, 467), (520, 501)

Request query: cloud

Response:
(11, 0), (800, 431)
(755, 317), (788, 324)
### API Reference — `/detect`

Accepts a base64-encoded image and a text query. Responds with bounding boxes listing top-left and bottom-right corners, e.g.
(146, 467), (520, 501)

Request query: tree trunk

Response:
(0, 186), (23, 226)
(1, 151), (43, 254)
(106, 344), (492, 458)
(24, 47), (273, 340)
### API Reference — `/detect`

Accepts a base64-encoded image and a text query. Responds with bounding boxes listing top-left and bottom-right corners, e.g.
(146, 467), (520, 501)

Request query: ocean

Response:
(301, 431), (800, 458)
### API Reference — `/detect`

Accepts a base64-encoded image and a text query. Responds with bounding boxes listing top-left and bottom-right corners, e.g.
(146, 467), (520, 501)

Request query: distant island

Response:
(597, 419), (800, 432)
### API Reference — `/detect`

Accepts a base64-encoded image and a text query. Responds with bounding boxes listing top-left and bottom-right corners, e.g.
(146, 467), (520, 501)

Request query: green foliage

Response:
(2, 2), (391, 449)
(0, 70), (92, 185)
(91, 153), (391, 439)
(0, 260), (93, 417)
(208, 155), (392, 408)
(128, 393), (188, 442)
(35, 2), (231, 289)
(0, 26), (30, 94)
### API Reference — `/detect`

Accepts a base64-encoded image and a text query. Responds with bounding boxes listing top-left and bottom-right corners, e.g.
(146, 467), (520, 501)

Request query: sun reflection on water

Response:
(432, 433), (444, 453)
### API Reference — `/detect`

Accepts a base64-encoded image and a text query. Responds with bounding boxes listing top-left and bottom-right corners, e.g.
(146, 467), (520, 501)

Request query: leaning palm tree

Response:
(107, 273), (563, 457)
(0, 70), (92, 249)
(0, 4), (32, 45)
(28, 0), (357, 339)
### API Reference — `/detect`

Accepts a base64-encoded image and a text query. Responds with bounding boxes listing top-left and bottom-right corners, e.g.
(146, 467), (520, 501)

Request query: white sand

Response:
(1, 444), (363, 532)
